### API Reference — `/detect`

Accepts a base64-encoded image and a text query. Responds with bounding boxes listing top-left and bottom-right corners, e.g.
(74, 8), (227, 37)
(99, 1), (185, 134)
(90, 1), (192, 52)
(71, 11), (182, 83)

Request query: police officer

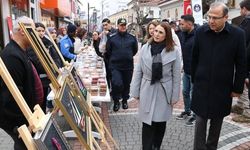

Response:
(60, 24), (77, 62)
(106, 18), (138, 112)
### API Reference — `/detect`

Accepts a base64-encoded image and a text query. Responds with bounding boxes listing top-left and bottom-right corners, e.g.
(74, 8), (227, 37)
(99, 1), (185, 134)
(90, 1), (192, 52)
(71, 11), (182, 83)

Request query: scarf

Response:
(150, 40), (166, 84)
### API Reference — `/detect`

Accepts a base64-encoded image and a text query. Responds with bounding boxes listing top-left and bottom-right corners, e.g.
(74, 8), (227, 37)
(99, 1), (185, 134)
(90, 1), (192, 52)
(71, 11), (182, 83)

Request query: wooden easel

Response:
(66, 67), (119, 150)
(45, 28), (69, 67)
(19, 23), (61, 90)
(0, 57), (50, 149)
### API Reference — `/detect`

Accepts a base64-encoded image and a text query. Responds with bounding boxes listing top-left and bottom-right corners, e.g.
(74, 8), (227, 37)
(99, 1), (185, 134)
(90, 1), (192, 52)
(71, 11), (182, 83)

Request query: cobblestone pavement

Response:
(107, 99), (250, 150)
(1, 99), (250, 150)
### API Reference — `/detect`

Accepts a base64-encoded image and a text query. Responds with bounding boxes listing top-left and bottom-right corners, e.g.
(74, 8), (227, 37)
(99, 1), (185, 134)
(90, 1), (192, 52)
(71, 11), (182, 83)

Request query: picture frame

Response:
(33, 115), (73, 150)
(19, 22), (61, 90)
(54, 79), (91, 150)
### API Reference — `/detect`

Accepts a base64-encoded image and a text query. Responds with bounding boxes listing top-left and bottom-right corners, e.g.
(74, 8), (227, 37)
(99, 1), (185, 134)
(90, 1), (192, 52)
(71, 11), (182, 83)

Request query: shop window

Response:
(10, 0), (29, 19)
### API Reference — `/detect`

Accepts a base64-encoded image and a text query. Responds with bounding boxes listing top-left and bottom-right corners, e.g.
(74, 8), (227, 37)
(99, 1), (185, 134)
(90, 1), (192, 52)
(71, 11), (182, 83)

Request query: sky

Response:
(81, 0), (102, 12)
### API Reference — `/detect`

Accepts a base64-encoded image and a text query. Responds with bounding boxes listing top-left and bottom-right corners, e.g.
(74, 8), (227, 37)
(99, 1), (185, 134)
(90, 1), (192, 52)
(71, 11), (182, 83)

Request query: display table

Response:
(74, 48), (111, 102)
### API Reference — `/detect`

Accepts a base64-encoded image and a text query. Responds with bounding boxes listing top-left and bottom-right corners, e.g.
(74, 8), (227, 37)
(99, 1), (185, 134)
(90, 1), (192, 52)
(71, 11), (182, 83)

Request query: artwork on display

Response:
(71, 67), (88, 100)
(33, 116), (72, 150)
(54, 79), (91, 150)
(19, 23), (60, 90)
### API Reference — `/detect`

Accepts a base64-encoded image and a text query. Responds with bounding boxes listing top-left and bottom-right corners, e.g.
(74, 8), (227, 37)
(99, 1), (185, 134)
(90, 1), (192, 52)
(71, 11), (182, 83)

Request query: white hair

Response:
(13, 16), (34, 33)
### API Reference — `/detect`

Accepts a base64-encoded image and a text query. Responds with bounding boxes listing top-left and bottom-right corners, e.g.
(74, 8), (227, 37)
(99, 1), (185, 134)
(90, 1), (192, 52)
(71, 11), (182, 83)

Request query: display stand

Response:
(19, 22), (61, 90)
(53, 78), (91, 150)
(67, 65), (119, 150)
(0, 58), (72, 150)
(14, 22), (119, 150)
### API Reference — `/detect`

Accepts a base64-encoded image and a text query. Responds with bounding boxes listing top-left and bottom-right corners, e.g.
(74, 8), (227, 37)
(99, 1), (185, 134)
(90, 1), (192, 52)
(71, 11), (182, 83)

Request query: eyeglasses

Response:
(207, 15), (225, 20)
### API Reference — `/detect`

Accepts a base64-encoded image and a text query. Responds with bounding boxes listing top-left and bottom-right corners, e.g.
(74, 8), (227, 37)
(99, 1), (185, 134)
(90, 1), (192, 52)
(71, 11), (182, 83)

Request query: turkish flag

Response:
(184, 0), (192, 15)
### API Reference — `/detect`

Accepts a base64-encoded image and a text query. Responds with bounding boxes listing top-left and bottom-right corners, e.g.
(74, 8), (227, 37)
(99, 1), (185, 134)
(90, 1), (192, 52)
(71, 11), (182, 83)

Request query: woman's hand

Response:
(132, 97), (139, 101)
(171, 100), (178, 107)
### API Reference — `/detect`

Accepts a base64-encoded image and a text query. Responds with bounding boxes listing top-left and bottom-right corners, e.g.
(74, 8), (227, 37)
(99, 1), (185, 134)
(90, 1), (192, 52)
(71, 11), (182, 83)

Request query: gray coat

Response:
(130, 43), (181, 125)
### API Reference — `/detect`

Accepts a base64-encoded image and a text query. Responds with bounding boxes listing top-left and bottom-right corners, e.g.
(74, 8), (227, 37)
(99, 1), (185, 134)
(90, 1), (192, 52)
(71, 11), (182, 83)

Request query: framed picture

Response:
(19, 23), (60, 90)
(70, 67), (88, 100)
(33, 116), (72, 150)
(66, 67), (119, 150)
(54, 79), (90, 150)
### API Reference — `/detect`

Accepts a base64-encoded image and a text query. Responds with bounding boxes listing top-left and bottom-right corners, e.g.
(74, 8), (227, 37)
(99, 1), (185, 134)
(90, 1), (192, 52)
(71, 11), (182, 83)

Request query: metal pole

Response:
(88, 2), (90, 33)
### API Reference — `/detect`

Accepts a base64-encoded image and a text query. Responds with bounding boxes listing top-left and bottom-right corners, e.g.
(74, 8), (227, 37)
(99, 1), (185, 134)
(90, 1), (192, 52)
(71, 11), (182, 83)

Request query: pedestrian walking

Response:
(106, 18), (138, 112)
(130, 22), (181, 150)
(176, 15), (197, 126)
(191, 2), (247, 150)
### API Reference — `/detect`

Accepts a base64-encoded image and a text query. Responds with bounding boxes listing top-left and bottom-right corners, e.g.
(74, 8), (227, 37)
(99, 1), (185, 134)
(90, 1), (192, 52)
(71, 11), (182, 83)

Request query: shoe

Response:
(185, 116), (196, 127)
(176, 111), (191, 120)
(122, 100), (128, 109)
(232, 115), (250, 123)
(113, 102), (120, 112)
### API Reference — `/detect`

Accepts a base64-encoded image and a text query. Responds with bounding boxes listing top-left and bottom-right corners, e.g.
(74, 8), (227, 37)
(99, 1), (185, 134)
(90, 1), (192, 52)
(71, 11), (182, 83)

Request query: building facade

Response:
(127, 0), (161, 24)
(159, 0), (183, 21)
(0, 0), (82, 50)
(108, 9), (129, 27)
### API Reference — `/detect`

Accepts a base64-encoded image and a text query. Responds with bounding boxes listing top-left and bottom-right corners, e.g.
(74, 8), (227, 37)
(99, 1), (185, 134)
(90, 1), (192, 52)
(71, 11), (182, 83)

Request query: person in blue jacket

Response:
(60, 24), (77, 62)
(105, 18), (138, 112)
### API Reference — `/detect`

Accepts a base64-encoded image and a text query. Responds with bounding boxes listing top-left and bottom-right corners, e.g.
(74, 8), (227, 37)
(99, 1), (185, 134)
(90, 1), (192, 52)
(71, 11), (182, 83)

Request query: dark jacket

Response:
(0, 40), (37, 131)
(93, 38), (103, 57)
(239, 15), (250, 72)
(180, 26), (197, 75)
(106, 31), (138, 70)
(191, 23), (247, 119)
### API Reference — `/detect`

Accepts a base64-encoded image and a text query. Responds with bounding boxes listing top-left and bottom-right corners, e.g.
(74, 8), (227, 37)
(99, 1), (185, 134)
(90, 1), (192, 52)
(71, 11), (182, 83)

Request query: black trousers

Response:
(193, 115), (223, 150)
(104, 58), (111, 90)
(142, 122), (166, 150)
(111, 69), (133, 102)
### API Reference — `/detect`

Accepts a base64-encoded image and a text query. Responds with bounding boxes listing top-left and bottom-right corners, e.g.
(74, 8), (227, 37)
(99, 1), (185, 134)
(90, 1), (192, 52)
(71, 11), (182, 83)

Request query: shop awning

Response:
(40, 0), (71, 17)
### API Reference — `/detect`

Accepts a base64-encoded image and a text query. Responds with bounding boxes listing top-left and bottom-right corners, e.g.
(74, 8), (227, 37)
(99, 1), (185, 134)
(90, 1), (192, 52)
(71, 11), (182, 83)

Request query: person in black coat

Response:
(106, 18), (138, 112)
(191, 2), (247, 150)
(0, 16), (39, 150)
(239, 0), (250, 108)
(176, 15), (198, 126)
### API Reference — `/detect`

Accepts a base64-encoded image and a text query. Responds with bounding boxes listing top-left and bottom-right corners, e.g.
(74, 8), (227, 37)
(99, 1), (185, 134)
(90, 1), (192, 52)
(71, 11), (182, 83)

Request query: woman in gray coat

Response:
(130, 23), (181, 150)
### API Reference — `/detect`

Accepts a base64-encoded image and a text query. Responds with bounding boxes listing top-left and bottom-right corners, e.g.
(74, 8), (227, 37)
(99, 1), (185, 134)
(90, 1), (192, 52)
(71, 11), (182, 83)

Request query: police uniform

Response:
(106, 18), (138, 111)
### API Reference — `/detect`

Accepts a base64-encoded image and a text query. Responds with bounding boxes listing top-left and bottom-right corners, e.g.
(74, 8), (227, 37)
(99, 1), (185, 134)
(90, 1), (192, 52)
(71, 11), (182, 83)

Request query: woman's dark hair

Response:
(76, 27), (87, 39)
(35, 22), (45, 29)
(148, 22), (175, 52)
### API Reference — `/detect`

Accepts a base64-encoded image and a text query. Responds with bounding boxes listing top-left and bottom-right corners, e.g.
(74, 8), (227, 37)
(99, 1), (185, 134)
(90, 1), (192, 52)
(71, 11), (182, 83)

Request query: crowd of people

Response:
(0, 1), (250, 150)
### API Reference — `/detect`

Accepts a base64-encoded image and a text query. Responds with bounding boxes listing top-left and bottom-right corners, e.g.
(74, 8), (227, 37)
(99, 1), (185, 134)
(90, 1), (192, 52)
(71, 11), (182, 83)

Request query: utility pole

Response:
(101, 0), (104, 21)
(88, 2), (90, 33)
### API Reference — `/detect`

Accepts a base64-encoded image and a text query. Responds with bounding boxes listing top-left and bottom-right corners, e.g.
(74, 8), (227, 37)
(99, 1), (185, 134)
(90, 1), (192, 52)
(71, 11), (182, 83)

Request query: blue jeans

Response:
(182, 73), (193, 113)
